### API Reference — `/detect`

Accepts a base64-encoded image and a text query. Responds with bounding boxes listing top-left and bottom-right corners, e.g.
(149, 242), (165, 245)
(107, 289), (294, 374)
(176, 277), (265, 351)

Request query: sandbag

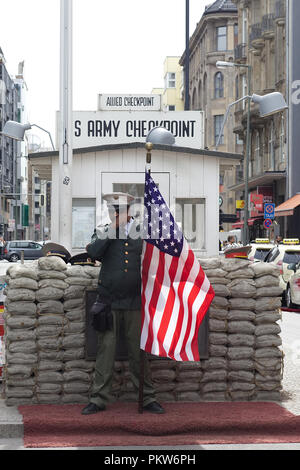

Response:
(6, 265), (38, 280)
(6, 289), (35, 302)
(252, 262), (280, 278)
(38, 256), (67, 272)
(36, 287), (64, 302)
(38, 279), (68, 290)
(5, 301), (37, 317)
(37, 301), (64, 315)
(8, 278), (38, 290)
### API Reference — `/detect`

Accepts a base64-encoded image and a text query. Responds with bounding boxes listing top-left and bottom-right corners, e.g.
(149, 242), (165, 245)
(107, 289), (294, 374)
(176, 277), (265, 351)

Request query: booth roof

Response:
(28, 141), (242, 161)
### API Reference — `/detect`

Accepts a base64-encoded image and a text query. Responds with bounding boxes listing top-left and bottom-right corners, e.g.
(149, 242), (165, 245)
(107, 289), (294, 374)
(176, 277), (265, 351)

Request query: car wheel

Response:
(9, 254), (20, 263)
(286, 285), (294, 309)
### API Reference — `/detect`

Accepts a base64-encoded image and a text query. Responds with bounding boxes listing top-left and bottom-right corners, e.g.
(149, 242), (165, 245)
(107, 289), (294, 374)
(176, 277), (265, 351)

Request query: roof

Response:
(28, 142), (242, 161)
(203, 0), (237, 16)
(275, 194), (300, 217)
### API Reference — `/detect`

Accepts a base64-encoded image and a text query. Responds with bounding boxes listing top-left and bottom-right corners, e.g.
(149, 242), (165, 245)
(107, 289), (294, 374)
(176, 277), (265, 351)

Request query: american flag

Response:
(140, 171), (215, 362)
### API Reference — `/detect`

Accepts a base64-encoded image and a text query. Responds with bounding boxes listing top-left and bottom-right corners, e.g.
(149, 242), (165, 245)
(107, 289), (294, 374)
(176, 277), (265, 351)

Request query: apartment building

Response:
(152, 56), (184, 111)
(230, 0), (287, 239)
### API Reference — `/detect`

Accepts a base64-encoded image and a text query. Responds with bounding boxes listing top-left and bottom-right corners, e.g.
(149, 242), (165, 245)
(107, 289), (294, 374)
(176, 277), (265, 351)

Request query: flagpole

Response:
(138, 142), (153, 414)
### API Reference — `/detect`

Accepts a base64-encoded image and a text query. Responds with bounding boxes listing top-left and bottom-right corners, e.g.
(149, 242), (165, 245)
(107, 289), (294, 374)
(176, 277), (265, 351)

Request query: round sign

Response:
(265, 204), (274, 214)
(264, 218), (273, 229)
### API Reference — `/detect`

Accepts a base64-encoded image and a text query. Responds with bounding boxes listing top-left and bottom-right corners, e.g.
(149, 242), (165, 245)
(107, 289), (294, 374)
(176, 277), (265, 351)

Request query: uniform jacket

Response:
(86, 221), (143, 310)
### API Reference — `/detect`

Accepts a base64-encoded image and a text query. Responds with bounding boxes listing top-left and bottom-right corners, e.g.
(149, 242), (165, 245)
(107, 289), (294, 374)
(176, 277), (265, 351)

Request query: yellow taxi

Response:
(248, 239), (274, 263)
(264, 239), (300, 294)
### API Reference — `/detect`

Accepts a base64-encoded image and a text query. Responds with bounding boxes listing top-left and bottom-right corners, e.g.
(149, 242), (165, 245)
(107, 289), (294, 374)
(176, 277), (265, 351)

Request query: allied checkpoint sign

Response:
(72, 111), (204, 150)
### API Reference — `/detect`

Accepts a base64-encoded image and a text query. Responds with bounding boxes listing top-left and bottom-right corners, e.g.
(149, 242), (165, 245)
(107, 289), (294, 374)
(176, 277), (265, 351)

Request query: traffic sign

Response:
(264, 203), (275, 220)
(264, 218), (273, 229)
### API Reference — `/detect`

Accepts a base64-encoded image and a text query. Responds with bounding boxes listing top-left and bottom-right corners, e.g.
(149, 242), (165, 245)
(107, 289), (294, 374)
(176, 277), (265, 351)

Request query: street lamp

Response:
(215, 60), (288, 245)
(1, 120), (55, 151)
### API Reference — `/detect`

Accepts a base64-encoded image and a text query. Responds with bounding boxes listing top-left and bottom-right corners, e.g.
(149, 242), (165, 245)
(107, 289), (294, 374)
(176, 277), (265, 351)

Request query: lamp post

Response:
(215, 61), (288, 245)
(1, 120), (55, 151)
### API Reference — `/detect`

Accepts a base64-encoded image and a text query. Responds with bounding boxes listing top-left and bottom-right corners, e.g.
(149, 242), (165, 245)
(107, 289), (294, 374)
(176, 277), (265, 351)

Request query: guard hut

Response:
(29, 142), (242, 257)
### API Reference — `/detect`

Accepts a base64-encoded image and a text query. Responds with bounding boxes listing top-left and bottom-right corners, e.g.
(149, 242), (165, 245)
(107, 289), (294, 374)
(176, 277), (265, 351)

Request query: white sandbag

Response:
(5, 387), (34, 398)
(201, 357), (227, 370)
(6, 377), (35, 387)
(38, 271), (67, 280)
(228, 334), (255, 347)
(5, 301), (37, 317)
(38, 256), (67, 272)
(208, 307), (228, 320)
(211, 284), (230, 297)
(37, 315), (67, 326)
(226, 268), (255, 280)
(64, 285), (86, 300)
(228, 371), (254, 382)
(66, 265), (90, 277)
(199, 258), (221, 270)
(254, 348), (283, 359)
(65, 277), (92, 286)
(37, 301), (64, 315)
(255, 312), (282, 324)
(63, 371), (90, 382)
(255, 391), (282, 401)
(6, 352), (37, 365)
(175, 392), (200, 402)
(176, 370), (203, 382)
(229, 298), (256, 311)
(63, 322), (85, 335)
(255, 324), (281, 336)
(8, 340), (37, 354)
(209, 319), (227, 332)
(36, 395), (61, 404)
(174, 383), (199, 392)
(208, 278), (229, 285)
(208, 344), (227, 357)
(64, 299), (85, 311)
(64, 360), (94, 372)
(62, 334), (85, 349)
(220, 258), (251, 272)
(210, 296), (229, 309)
(255, 297), (282, 312)
(36, 324), (64, 338)
(65, 310), (85, 322)
(8, 278), (38, 290)
(61, 394), (89, 404)
(36, 371), (64, 383)
(36, 287), (64, 302)
(63, 383), (90, 394)
(5, 316), (36, 329)
(227, 347), (254, 360)
(201, 370), (227, 383)
(204, 268), (227, 278)
(255, 275), (280, 288)
(229, 382), (255, 392)
(151, 369), (176, 383)
(202, 392), (227, 402)
(228, 321), (255, 335)
(6, 289), (35, 302)
(6, 329), (36, 342)
(39, 351), (64, 361)
(82, 266), (101, 278)
(202, 382), (227, 393)
(6, 265), (38, 280)
(209, 333), (227, 345)
(256, 286), (283, 298)
(37, 361), (63, 372)
(62, 348), (85, 361)
(6, 364), (34, 378)
(37, 337), (62, 351)
(255, 335), (282, 348)
(228, 279), (257, 298)
(228, 310), (256, 322)
(38, 279), (68, 290)
(228, 359), (254, 370)
(251, 262), (280, 278)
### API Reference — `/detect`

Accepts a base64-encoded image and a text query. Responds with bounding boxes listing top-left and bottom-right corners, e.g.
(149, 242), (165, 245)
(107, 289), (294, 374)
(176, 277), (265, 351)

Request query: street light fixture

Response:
(215, 60), (288, 245)
(1, 120), (55, 151)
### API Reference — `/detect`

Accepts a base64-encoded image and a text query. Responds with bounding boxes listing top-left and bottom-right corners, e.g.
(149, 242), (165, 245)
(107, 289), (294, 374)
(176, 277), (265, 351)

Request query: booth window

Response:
(72, 198), (96, 249)
(175, 198), (206, 251)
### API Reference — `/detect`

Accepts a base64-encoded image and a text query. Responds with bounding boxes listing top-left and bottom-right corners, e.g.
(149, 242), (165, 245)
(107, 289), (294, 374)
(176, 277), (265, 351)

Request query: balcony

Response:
(249, 23), (264, 52)
(262, 13), (275, 39)
(234, 43), (247, 63)
(275, 0), (286, 25)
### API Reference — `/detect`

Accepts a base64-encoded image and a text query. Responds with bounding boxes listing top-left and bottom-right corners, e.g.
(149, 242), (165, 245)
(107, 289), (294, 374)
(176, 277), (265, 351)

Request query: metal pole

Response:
(59, 0), (73, 251)
(243, 66), (252, 246)
(185, 0), (190, 110)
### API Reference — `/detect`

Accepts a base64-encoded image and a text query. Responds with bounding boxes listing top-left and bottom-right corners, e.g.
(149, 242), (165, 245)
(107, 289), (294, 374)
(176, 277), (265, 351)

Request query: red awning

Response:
(232, 218), (263, 229)
(248, 217), (263, 226)
(275, 194), (300, 217)
(232, 222), (244, 229)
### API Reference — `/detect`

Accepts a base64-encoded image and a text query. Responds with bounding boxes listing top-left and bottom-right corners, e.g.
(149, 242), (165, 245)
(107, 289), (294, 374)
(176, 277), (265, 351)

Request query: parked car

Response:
(264, 239), (300, 297)
(285, 262), (300, 309)
(3, 240), (44, 262)
(248, 239), (274, 262)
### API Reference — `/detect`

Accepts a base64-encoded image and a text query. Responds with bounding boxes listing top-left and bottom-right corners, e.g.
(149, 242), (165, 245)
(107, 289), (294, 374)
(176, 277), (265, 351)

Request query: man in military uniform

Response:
(81, 193), (165, 415)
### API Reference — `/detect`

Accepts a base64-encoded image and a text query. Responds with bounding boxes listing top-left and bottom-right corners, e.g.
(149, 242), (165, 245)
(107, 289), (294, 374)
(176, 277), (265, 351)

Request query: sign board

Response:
(71, 111), (204, 150)
(264, 218), (273, 229)
(264, 203), (275, 220)
(236, 200), (245, 210)
(7, 219), (15, 232)
(98, 94), (161, 111)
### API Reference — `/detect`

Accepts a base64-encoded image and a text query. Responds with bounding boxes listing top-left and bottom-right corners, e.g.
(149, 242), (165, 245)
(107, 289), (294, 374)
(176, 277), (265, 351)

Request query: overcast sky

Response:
(0, 0), (206, 147)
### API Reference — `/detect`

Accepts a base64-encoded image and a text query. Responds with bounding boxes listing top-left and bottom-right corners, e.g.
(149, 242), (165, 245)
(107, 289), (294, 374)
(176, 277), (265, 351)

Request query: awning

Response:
(275, 194), (300, 217)
(232, 217), (263, 229)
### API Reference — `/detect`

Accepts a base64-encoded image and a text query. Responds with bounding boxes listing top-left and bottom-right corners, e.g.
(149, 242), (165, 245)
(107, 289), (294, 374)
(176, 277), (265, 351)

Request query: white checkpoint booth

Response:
(29, 141), (242, 257)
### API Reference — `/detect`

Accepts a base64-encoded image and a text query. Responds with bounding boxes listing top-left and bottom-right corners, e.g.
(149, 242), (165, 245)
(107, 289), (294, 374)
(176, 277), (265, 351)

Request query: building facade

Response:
(230, 0), (287, 240)
(152, 57), (184, 112)
(180, 0), (243, 230)
(0, 48), (19, 240)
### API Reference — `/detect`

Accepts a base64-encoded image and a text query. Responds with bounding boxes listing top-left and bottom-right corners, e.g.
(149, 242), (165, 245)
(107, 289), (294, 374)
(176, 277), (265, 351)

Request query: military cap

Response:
(224, 245), (251, 260)
(69, 252), (95, 266)
(42, 242), (71, 264)
(102, 192), (136, 207)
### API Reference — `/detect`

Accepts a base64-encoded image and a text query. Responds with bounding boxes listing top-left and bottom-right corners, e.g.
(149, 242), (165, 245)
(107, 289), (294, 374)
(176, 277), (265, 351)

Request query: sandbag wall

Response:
(2, 256), (284, 406)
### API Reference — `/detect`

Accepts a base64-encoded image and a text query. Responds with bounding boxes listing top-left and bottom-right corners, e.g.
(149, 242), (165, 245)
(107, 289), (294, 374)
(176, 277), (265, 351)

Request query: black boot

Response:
(81, 402), (106, 415)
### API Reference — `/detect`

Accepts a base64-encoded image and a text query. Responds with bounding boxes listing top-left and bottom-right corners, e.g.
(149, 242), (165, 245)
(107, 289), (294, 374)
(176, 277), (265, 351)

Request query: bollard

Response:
(21, 250), (24, 264)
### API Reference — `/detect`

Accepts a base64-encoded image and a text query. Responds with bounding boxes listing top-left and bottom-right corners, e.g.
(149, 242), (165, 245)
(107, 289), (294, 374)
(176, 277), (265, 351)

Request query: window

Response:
(242, 9), (248, 44)
(234, 23), (239, 47)
(165, 72), (176, 89)
(214, 72), (224, 98)
(214, 115), (224, 145)
(168, 105), (175, 111)
(72, 198), (96, 249)
(175, 198), (206, 250)
(216, 26), (227, 51)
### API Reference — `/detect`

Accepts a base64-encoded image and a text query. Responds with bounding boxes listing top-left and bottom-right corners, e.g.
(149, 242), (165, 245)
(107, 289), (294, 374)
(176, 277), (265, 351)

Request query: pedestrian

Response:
(0, 236), (5, 259)
(81, 192), (165, 415)
(223, 235), (242, 252)
(276, 236), (283, 245)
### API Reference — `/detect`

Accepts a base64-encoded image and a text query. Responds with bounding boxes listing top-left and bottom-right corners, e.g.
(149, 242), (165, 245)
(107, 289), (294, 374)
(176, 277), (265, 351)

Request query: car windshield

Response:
(283, 252), (300, 264)
(265, 247), (280, 263)
(254, 249), (271, 261)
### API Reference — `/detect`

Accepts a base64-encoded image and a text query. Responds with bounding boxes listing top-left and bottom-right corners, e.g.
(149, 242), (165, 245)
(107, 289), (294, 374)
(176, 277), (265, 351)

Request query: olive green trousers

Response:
(90, 309), (156, 408)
